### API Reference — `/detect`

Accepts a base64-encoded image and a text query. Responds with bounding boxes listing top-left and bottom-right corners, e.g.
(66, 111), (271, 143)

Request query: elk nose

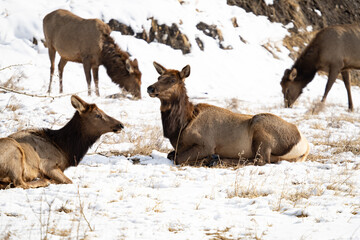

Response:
(147, 86), (155, 94)
(118, 123), (125, 129)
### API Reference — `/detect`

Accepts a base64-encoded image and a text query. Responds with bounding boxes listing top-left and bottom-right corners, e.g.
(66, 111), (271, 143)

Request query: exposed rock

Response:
(149, 18), (191, 54)
(196, 22), (223, 41)
(108, 19), (134, 35)
(108, 18), (191, 54)
(195, 37), (204, 51)
(196, 22), (232, 50)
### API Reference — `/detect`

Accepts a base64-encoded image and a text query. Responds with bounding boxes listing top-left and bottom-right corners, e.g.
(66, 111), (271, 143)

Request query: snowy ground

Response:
(0, 0), (360, 239)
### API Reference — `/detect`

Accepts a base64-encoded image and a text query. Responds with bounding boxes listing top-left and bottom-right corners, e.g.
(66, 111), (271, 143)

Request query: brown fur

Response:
(43, 9), (141, 98)
(281, 24), (360, 111)
(148, 62), (309, 166)
(0, 95), (124, 189)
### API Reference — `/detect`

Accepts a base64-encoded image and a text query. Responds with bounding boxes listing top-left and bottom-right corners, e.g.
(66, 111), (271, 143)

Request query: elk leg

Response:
(92, 66), (100, 96)
(82, 58), (92, 96)
(45, 168), (73, 184)
(26, 178), (50, 188)
(341, 70), (353, 111)
(0, 138), (29, 188)
(10, 172), (29, 189)
(47, 47), (56, 94)
(252, 134), (273, 165)
(58, 58), (68, 94)
(175, 145), (213, 166)
(0, 182), (10, 189)
(321, 65), (341, 104)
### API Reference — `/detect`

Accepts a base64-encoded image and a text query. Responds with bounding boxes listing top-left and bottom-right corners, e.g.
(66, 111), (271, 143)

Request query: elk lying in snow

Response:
(0, 95), (124, 189)
(281, 24), (360, 111)
(148, 62), (310, 166)
(43, 9), (142, 98)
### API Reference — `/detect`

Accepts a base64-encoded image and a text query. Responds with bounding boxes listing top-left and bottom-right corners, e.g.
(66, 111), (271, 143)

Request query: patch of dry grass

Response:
(98, 124), (171, 157)
(227, 170), (270, 199)
(262, 41), (281, 59)
(0, 67), (26, 91)
(311, 137), (360, 157)
(205, 227), (233, 240)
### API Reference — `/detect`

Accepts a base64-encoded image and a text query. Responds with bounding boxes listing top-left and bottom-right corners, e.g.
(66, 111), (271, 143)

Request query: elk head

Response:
(280, 68), (303, 108)
(147, 61), (190, 101)
(70, 95), (124, 135)
(123, 58), (142, 99)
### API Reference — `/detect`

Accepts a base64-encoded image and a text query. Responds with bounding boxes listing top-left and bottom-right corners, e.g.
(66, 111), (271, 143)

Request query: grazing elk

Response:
(281, 24), (360, 111)
(148, 62), (310, 166)
(0, 95), (124, 189)
(43, 9), (142, 98)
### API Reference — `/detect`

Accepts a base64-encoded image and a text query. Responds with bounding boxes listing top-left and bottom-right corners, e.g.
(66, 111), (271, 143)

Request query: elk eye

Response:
(95, 114), (102, 119)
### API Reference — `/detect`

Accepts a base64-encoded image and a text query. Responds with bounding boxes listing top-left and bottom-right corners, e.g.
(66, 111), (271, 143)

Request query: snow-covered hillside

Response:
(0, 0), (359, 239)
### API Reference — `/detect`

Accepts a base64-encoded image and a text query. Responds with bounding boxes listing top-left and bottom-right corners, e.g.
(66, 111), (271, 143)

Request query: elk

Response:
(43, 9), (142, 99)
(0, 95), (124, 189)
(281, 24), (360, 111)
(148, 62), (310, 166)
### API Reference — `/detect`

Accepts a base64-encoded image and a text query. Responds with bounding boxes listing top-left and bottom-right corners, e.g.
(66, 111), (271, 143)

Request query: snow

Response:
(0, 0), (360, 239)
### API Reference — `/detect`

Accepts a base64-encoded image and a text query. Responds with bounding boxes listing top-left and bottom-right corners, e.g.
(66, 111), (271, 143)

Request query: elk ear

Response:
(289, 68), (297, 81)
(71, 95), (88, 113)
(180, 65), (190, 80)
(153, 61), (166, 75)
(125, 59), (134, 74)
(133, 58), (138, 66)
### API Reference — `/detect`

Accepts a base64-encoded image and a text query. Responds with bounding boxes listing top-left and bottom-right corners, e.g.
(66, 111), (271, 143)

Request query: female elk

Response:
(281, 24), (360, 111)
(43, 9), (142, 98)
(0, 95), (124, 189)
(148, 62), (309, 166)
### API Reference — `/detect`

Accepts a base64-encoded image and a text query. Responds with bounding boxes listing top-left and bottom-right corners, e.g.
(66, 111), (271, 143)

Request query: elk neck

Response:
(293, 45), (318, 87)
(101, 35), (130, 84)
(43, 111), (100, 167)
(160, 87), (196, 146)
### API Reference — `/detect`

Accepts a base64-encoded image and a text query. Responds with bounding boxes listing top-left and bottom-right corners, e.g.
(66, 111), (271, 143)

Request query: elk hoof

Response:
(254, 159), (266, 166)
(167, 151), (176, 160)
(207, 154), (220, 167)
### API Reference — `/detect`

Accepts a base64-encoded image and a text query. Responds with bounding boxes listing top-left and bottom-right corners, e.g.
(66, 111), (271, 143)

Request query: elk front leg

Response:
(45, 168), (73, 184)
(322, 65), (342, 104)
(58, 58), (68, 94)
(92, 66), (100, 97)
(175, 145), (214, 166)
(82, 58), (92, 96)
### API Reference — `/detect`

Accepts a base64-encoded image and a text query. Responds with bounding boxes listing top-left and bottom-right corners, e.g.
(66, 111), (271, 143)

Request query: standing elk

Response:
(0, 95), (124, 189)
(148, 62), (309, 166)
(281, 24), (360, 111)
(43, 9), (142, 98)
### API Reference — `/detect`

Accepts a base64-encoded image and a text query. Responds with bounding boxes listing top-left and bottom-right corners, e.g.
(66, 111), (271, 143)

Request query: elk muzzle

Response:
(284, 99), (291, 108)
(113, 122), (124, 133)
(147, 85), (157, 97)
